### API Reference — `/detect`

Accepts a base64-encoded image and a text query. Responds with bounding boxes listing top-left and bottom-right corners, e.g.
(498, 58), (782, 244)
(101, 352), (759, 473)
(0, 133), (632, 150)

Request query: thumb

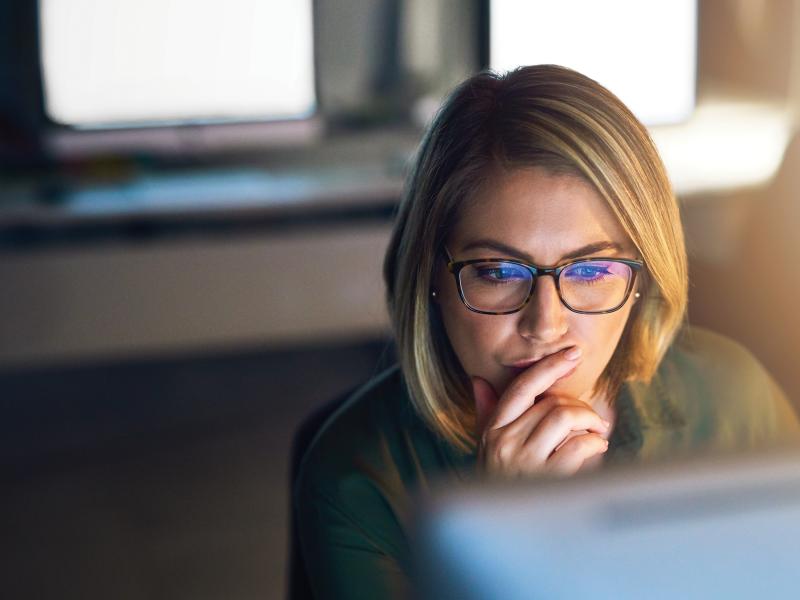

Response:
(471, 375), (499, 434)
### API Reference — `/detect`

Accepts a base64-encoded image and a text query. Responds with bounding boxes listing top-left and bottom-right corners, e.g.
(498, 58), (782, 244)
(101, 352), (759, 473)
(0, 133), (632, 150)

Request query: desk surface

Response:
(0, 128), (418, 248)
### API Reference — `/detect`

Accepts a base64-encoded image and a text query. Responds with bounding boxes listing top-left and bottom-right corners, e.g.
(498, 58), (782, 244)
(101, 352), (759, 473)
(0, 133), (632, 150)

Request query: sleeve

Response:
(293, 468), (412, 600)
(759, 369), (800, 442)
(709, 335), (800, 449)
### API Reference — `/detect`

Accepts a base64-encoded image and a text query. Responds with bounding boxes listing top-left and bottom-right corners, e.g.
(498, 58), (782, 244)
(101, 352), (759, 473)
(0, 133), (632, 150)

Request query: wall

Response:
(0, 223), (392, 368)
(685, 132), (800, 401)
(2, 0), (799, 391)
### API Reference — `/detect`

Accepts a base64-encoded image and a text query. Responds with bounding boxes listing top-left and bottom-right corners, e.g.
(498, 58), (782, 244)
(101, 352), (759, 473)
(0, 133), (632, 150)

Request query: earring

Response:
(634, 292), (641, 299)
(431, 289), (438, 299)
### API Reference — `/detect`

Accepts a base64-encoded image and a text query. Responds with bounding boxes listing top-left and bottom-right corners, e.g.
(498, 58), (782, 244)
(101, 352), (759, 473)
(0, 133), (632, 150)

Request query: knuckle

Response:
(483, 429), (516, 467)
(539, 395), (565, 408)
(549, 405), (576, 427)
(494, 441), (515, 464)
(516, 443), (543, 467)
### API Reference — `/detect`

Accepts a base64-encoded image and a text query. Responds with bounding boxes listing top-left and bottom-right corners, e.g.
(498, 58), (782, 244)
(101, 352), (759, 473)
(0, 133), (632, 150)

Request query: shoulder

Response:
(295, 364), (409, 493)
(663, 325), (776, 399)
(292, 365), (410, 558)
(292, 366), (427, 594)
(661, 326), (768, 394)
(293, 364), (446, 561)
(658, 325), (799, 447)
(669, 325), (764, 369)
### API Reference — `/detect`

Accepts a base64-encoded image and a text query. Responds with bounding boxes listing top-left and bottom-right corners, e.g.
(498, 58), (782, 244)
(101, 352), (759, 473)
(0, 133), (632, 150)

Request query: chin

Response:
(492, 373), (516, 398)
(541, 380), (577, 399)
(490, 368), (591, 402)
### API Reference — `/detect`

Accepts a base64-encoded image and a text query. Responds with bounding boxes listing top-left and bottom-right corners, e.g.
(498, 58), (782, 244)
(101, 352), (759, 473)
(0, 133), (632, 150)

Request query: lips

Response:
(505, 348), (568, 369)
(509, 358), (541, 369)
(506, 362), (578, 382)
(504, 347), (577, 377)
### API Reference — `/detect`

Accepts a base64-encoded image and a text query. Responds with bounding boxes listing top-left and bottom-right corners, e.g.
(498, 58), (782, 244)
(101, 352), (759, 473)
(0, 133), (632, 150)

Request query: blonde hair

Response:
(383, 65), (688, 452)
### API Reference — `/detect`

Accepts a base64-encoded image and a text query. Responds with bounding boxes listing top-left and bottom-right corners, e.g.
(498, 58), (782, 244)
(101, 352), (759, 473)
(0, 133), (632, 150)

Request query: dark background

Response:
(2, 1), (800, 598)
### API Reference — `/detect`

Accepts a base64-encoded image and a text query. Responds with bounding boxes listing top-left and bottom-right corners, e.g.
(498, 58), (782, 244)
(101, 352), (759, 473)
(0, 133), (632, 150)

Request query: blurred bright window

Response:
(489, 0), (697, 126)
(40, 0), (316, 128)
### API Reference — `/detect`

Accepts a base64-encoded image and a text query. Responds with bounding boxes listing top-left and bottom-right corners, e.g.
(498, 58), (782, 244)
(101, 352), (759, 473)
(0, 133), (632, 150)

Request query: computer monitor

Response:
(415, 446), (800, 599)
(12, 0), (319, 159)
(481, 0), (698, 127)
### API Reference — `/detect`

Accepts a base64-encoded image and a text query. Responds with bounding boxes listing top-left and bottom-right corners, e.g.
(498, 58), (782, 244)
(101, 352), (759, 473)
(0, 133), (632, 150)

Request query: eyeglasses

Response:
(444, 246), (643, 315)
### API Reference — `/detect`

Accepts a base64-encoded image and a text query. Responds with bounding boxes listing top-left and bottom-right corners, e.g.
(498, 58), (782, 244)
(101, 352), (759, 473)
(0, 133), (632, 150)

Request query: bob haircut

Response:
(383, 65), (688, 452)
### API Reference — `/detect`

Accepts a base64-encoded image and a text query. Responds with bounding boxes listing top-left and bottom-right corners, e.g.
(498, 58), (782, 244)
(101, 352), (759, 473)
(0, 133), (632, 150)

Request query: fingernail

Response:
(564, 346), (581, 360)
(602, 419), (611, 429)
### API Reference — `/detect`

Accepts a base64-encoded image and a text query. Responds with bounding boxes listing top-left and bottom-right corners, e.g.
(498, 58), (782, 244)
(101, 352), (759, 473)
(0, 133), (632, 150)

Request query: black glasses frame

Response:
(443, 246), (643, 315)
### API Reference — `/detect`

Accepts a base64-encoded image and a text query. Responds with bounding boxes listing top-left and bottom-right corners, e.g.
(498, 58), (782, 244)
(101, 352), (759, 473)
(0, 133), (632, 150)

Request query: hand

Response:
(471, 346), (610, 478)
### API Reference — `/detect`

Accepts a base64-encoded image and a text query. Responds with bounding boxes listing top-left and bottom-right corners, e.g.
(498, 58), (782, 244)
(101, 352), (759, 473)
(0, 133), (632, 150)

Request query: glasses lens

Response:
(560, 260), (633, 312)
(459, 261), (532, 312)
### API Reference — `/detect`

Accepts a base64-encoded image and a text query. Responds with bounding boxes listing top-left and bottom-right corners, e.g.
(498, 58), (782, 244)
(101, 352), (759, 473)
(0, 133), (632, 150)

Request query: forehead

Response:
(452, 167), (633, 262)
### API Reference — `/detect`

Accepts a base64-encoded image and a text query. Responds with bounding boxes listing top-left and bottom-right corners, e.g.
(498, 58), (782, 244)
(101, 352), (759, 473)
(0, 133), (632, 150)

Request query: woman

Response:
(293, 65), (799, 598)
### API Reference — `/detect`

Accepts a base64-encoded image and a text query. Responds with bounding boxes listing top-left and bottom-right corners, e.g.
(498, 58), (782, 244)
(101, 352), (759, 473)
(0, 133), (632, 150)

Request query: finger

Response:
(553, 428), (588, 454)
(484, 398), (590, 471)
(471, 376), (499, 434)
(522, 405), (610, 463)
(545, 432), (609, 476)
(498, 395), (589, 442)
(488, 347), (582, 430)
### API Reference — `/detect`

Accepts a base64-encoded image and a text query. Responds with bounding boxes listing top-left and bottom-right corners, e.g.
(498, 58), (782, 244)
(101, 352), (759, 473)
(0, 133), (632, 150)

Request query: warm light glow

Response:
(490, 0), (697, 126)
(40, 0), (316, 127)
(651, 100), (792, 195)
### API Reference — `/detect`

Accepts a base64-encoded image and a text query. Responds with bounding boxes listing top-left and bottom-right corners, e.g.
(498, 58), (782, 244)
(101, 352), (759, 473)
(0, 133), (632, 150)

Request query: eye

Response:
(564, 262), (613, 282)
(474, 263), (529, 283)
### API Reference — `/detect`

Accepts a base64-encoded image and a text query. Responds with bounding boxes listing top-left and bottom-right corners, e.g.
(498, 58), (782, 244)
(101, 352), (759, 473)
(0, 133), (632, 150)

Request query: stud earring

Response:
(431, 289), (439, 299)
(634, 292), (641, 299)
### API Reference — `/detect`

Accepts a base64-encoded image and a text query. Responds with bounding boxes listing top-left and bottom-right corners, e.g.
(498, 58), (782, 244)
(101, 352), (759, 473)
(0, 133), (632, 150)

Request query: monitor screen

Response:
(487, 0), (697, 126)
(39, 0), (316, 129)
(415, 447), (800, 599)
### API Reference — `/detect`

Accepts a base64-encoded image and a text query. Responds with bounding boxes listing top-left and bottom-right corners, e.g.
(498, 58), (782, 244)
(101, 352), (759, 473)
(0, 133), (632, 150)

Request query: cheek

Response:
(574, 309), (632, 377)
(434, 269), (485, 372)
(550, 310), (633, 398)
(437, 295), (520, 380)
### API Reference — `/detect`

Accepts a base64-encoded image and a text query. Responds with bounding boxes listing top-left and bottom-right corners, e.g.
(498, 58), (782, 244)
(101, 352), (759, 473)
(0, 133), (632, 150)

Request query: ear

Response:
(429, 250), (448, 304)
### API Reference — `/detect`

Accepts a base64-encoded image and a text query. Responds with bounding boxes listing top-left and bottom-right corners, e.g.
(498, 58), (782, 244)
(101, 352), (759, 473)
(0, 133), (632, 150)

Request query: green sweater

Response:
(294, 327), (800, 599)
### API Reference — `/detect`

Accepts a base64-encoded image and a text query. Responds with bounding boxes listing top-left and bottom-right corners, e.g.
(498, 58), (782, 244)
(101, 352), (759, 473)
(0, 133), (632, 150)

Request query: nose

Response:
(516, 274), (568, 342)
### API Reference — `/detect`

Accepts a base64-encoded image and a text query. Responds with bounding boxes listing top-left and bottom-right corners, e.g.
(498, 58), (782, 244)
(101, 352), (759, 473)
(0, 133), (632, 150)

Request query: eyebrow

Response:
(458, 239), (625, 263)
